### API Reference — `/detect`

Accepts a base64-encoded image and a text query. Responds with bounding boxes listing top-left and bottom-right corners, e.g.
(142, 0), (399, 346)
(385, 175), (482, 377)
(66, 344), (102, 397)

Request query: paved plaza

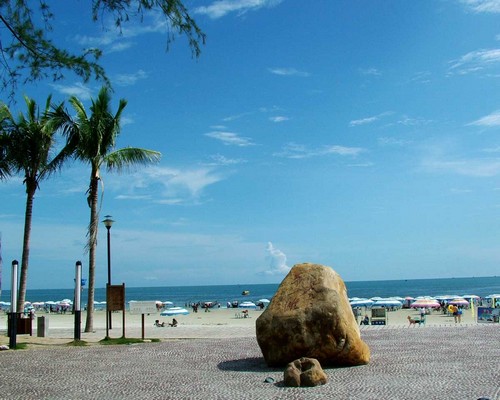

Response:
(0, 324), (499, 399)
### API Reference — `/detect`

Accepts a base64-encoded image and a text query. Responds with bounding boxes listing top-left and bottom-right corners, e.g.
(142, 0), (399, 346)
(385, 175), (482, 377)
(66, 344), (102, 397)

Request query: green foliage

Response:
(100, 336), (145, 345)
(67, 340), (89, 347)
(0, 0), (205, 101)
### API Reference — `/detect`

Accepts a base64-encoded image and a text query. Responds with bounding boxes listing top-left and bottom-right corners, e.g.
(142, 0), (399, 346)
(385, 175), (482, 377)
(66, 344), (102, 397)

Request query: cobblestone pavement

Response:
(0, 325), (498, 399)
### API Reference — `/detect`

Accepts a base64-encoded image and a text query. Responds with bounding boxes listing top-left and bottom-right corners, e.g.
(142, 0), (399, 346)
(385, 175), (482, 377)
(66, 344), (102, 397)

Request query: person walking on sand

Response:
(457, 306), (462, 323)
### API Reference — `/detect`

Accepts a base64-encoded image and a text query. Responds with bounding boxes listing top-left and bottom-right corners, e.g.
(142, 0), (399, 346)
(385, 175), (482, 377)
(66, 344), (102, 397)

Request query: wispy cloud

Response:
(205, 131), (255, 146)
(114, 166), (226, 205)
(222, 112), (252, 122)
(378, 137), (413, 146)
(51, 83), (93, 100)
(422, 157), (500, 177)
(268, 67), (311, 77)
(461, 0), (500, 13)
(260, 242), (290, 276)
(468, 110), (500, 126)
(113, 70), (148, 86)
(274, 142), (364, 159)
(74, 13), (168, 53)
(194, 0), (283, 19)
(349, 112), (392, 127)
(269, 116), (289, 123)
(358, 67), (382, 76)
(448, 48), (500, 75)
(205, 154), (247, 166)
(349, 116), (379, 127)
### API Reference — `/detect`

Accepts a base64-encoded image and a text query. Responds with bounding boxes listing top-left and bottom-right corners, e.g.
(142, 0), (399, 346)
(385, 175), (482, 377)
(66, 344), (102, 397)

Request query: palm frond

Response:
(105, 147), (161, 173)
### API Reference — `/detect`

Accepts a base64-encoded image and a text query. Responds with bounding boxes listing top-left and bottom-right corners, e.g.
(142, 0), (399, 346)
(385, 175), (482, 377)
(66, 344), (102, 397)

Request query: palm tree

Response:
(57, 87), (161, 332)
(0, 95), (69, 312)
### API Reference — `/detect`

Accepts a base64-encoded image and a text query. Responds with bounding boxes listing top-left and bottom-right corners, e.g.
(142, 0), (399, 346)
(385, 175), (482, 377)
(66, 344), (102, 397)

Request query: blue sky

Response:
(1, 0), (500, 290)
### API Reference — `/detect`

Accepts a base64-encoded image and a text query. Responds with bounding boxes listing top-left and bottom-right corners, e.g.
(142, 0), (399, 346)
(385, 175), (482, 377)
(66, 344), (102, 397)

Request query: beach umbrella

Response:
(448, 298), (469, 306)
(410, 299), (440, 308)
(238, 301), (257, 309)
(160, 307), (189, 316)
(162, 301), (174, 306)
(350, 299), (374, 307)
(258, 299), (271, 304)
(372, 299), (403, 308)
(0, 301), (11, 306)
(461, 295), (480, 300)
(435, 295), (460, 301)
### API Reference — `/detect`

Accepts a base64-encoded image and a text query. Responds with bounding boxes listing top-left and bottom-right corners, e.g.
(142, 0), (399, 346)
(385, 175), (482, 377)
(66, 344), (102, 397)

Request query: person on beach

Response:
(360, 315), (369, 325)
(451, 305), (459, 323)
(169, 318), (178, 327)
(457, 307), (462, 323)
(154, 320), (165, 327)
(419, 307), (425, 320)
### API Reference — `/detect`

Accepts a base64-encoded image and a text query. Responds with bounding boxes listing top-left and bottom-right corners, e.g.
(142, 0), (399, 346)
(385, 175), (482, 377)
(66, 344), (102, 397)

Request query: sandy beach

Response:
(0, 304), (481, 345)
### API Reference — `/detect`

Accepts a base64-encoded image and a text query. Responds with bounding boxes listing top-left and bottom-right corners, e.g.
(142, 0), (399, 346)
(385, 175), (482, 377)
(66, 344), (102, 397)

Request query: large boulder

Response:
(256, 263), (370, 367)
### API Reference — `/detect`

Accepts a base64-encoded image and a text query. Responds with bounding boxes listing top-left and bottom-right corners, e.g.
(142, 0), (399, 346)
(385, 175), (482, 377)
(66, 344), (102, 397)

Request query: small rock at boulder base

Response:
(256, 263), (370, 367)
(284, 357), (328, 387)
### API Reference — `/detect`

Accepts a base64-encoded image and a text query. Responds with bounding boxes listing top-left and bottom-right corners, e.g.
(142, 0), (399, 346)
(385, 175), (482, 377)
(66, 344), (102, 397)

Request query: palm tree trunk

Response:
(84, 170), (100, 333)
(17, 182), (36, 313)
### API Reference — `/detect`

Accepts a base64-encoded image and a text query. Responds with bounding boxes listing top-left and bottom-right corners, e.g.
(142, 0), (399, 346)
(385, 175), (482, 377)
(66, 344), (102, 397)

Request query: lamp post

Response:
(74, 261), (82, 341)
(102, 215), (114, 332)
(9, 260), (18, 349)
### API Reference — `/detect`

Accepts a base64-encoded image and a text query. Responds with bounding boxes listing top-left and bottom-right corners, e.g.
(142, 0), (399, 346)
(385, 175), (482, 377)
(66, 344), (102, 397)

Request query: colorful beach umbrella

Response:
(448, 298), (469, 306)
(410, 299), (440, 308)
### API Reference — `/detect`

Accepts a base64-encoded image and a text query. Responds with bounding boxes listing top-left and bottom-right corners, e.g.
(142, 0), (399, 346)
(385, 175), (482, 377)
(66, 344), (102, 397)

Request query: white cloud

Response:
(468, 110), (500, 126)
(114, 166), (226, 204)
(378, 137), (413, 146)
(358, 67), (382, 76)
(461, 0), (500, 13)
(269, 116), (289, 123)
(349, 116), (378, 127)
(349, 112), (393, 127)
(222, 112), (252, 122)
(260, 242), (290, 276)
(206, 154), (247, 166)
(422, 157), (500, 177)
(51, 83), (93, 100)
(113, 70), (148, 87)
(205, 131), (255, 146)
(74, 12), (168, 53)
(268, 67), (310, 77)
(448, 48), (500, 75)
(274, 143), (364, 159)
(194, 0), (283, 19)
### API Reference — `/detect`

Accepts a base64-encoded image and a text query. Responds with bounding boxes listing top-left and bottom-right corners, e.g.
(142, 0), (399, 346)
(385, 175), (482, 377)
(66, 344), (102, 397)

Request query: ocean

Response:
(1, 276), (499, 308)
